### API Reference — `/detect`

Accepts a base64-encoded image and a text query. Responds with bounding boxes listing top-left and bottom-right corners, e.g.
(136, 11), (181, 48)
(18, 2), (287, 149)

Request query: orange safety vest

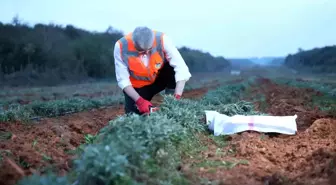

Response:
(117, 30), (166, 88)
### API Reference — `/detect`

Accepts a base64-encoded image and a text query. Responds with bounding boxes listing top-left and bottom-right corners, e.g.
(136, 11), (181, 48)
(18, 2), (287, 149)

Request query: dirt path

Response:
(0, 87), (209, 185)
(182, 78), (336, 185)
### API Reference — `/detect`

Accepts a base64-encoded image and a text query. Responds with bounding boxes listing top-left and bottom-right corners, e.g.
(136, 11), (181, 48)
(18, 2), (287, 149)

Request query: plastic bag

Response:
(205, 110), (297, 136)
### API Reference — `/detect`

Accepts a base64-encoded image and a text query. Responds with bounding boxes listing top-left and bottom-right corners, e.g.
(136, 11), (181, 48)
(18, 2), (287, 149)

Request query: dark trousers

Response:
(123, 62), (176, 115)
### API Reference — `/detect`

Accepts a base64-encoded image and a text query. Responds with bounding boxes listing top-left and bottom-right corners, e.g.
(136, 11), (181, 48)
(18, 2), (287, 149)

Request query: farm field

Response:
(0, 69), (336, 185)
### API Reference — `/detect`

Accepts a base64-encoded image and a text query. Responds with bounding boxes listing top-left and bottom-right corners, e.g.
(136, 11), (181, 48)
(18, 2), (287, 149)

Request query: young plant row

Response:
(0, 95), (123, 122)
(17, 79), (259, 185)
(0, 78), (224, 123)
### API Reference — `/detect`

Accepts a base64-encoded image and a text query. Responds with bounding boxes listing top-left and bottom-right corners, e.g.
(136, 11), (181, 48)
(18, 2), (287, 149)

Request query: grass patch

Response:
(0, 150), (12, 163)
(194, 159), (249, 169)
(0, 95), (122, 122)
(273, 78), (336, 97)
(273, 78), (336, 115)
(311, 95), (336, 115)
(208, 135), (230, 148)
(0, 131), (12, 141)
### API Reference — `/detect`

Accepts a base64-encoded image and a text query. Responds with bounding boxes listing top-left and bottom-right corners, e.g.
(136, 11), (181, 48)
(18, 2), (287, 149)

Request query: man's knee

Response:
(124, 104), (139, 115)
(160, 62), (176, 89)
(165, 88), (175, 95)
(163, 62), (175, 74)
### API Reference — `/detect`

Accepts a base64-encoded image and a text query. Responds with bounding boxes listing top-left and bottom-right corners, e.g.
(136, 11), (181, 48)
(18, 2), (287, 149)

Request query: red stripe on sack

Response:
(248, 116), (254, 130)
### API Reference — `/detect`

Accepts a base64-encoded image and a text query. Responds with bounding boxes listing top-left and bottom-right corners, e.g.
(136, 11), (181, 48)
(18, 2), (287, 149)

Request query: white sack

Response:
(205, 110), (297, 136)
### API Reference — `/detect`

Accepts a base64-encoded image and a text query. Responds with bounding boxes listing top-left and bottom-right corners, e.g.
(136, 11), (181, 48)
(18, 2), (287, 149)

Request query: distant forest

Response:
(0, 16), (231, 86)
(284, 46), (336, 73)
(1, 16), (334, 87)
(227, 46), (336, 74)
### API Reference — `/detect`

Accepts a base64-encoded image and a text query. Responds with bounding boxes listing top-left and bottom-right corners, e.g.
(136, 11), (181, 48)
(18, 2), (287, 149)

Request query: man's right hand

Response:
(135, 97), (153, 114)
(174, 93), (181, 100)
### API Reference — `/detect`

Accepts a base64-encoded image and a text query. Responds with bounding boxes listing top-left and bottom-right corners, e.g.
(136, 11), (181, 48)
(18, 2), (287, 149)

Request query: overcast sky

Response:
(1, 0), (336, 58)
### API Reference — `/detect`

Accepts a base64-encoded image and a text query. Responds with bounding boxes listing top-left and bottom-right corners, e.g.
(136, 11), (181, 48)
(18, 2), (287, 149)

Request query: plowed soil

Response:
(0, 105), (124, 185)
(0, 88), (209, 185)
(182, 78), (336, 185)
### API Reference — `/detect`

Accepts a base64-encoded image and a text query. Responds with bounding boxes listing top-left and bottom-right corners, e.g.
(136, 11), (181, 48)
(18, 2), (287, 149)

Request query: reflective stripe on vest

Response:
(129, 70), (151, 81)
(118, 31), (165, 82)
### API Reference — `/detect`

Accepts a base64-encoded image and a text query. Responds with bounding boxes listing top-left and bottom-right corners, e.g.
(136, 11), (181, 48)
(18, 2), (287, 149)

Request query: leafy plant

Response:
(84, 134), (96, 144)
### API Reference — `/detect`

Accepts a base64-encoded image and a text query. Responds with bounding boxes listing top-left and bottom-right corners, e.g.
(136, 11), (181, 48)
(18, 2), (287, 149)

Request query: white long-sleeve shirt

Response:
(113, 34), (192, 90)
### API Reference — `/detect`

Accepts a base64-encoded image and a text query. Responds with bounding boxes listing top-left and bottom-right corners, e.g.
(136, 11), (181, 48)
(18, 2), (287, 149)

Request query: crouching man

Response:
(113, 26), (192, 115)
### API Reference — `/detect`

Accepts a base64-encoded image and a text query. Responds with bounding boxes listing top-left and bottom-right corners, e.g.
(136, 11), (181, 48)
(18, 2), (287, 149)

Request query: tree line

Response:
(284, 46), (336, 73)
(0, 17), (231, 87)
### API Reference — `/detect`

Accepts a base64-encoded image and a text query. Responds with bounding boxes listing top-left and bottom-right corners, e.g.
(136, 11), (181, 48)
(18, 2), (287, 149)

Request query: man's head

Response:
(132, 26), (154, 52)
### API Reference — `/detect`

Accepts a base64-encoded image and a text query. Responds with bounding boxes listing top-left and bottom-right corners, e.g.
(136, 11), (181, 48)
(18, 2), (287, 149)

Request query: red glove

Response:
(174, 94), (181, 100)
(135, 97), (153, 114)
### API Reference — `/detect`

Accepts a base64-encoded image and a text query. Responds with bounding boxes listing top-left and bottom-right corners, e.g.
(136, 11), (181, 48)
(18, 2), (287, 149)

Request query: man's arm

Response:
(113, 42), (141, 101)
(162, 34), (192, 96)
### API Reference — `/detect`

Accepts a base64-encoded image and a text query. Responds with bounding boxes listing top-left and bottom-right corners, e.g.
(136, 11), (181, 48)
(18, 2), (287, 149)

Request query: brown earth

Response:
(0, 105), (124, 185)
(0, 87), (209, 185)
(4, 77), (334, 185)
(182, 78), (336, 185)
